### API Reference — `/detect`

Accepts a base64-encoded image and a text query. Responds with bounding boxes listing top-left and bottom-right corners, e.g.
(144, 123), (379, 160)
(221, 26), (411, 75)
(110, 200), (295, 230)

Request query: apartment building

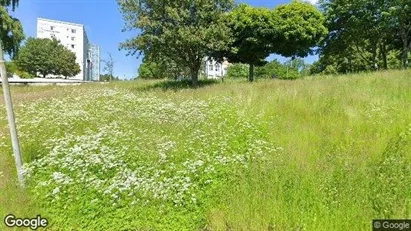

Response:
(203, 57), (230, 79)
(36, 18), (99, 81)
(88, 44), (101, 81)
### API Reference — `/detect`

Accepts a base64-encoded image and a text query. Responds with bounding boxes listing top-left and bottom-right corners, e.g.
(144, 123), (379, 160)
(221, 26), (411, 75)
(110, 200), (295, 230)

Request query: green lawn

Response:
(1, 70), (410, 230)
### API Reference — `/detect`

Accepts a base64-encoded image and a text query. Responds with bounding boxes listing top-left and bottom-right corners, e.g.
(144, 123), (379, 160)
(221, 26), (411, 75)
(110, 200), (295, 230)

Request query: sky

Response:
(10, 0), (319, 80)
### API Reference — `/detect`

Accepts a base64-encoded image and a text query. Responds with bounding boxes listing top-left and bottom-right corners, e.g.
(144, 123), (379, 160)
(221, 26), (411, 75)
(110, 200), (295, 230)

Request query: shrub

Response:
(5, 61), (34, 78)
(226, 63), (248, 79)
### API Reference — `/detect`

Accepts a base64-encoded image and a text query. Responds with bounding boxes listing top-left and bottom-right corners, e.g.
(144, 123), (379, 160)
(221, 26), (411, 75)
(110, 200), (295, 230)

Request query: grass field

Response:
(1, 70), (411, 230)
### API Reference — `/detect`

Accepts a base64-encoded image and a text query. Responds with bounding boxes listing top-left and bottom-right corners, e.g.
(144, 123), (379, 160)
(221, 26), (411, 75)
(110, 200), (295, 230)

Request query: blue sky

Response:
(11, 0), (318, 79)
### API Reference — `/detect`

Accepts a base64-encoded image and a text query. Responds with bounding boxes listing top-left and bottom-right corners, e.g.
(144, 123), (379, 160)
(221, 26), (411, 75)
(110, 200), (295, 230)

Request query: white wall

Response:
(37, 18), (86, 80)
(203, 57), (230, 79)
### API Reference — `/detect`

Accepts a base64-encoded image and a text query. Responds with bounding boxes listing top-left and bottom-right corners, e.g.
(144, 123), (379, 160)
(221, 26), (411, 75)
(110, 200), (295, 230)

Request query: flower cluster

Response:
(13, 87), (281, 208)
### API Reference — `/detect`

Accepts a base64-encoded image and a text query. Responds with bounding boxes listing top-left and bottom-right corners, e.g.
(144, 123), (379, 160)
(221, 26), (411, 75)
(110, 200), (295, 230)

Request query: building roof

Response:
(37, 17), (84, 28)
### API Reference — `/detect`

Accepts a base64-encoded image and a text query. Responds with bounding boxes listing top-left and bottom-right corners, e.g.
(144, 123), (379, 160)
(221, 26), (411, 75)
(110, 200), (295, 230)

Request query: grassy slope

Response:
(1, 70), (410, 230)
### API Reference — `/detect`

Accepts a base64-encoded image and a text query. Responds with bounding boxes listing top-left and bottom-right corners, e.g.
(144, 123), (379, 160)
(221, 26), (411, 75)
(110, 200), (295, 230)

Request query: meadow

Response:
(1, 70), (411, 230)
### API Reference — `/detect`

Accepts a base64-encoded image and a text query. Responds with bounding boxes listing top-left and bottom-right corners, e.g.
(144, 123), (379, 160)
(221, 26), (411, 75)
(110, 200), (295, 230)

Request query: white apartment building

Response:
(37, 18), (94, 80)
(203, 57), (230, 79)
(89, 44), (101, 81)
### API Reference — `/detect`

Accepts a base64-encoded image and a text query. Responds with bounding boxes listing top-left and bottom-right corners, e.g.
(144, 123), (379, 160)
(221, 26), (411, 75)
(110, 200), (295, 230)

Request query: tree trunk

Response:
(380, 42), (387, 70)
(249, 63), (254, 82)
(402, 44), (408, 69)
(190, 68), (198, 86)
(349, 52), (353, 73)
(371, 42), (378, 71)
(42, 73), (46, 78)
(401, 32), (409, 69)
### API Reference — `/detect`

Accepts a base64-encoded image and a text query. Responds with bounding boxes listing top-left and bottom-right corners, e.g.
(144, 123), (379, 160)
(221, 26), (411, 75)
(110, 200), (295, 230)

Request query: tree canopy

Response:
(118, 0), (235, 86)
(216, 0), (326, 82)
(315, 0), (411, 74)
(273, 0), (327, 57)
(0, 0), (24, 57)
(14, 37), (81, 78)
(119, 0), (411, 79)
(218, 4), (274, 82)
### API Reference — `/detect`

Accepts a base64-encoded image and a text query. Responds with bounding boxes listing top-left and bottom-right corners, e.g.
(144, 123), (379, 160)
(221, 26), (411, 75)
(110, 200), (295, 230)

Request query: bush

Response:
(255, 60), (302, 80)
(5, 61), (33, 78)
(226, 63), (248, 79)
(277, 68), (301, 80)
(15, 70), (33, 79)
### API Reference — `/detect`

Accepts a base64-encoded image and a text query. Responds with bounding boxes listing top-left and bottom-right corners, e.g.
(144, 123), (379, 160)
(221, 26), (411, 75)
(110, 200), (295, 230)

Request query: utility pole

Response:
(0, 40), (24, 188)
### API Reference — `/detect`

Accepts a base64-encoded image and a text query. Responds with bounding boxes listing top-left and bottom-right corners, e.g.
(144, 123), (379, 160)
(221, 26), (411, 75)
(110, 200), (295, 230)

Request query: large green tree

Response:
(0, 0), (24, 56)
(14, 37), (80, 78)
(217, 4), (275, 82)
(320, 0), (391, 71)
(273, 0), (327, 58)
(384, 0), (411, 68)
(118, 0), (234, 86)
(218, 0), (326, 82)
(317, 0), (411, 73)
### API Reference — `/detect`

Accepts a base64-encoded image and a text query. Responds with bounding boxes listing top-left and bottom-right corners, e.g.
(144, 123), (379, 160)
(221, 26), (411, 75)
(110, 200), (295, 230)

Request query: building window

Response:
(50, 26), (54, 30)
(71, 37), (75, 41)
(209, 64), (213, 71)
(71, 44), (75, 49)
(215, 64), (220, 72)
(71, 29), (76, 33)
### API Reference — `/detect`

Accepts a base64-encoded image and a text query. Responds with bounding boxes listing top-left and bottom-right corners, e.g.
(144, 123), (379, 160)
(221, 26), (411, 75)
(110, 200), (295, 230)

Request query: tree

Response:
(314, 0), (411, 74)
(272, 0), (328, 58)
(138, 61), (162, 79)
(226, 63), (248, 79)
(100, 74), (120, 81)
(138, 56), (189, 80)
(320, 0), (390, 71)
(118, 0), (234, 86)
(5, 61), (31, 78)
(14, 37), (80, 78)
(384, 0), (411, 68)
(255, 60), (285, 79)
(1, 0), (25, 188)
(0, 0), (24, 57)
(218, 4), (275, 82)
(284, 57), (306, 72)
(217, 1), (326, 82)
(53, 41), (81, 79)
(255, 59), (302, 80)
(102, 52), (114, 81)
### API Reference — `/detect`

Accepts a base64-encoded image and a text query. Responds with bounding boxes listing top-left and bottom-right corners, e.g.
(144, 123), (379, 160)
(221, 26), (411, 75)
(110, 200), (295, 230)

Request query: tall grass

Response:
(0, 70), (410, 230)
